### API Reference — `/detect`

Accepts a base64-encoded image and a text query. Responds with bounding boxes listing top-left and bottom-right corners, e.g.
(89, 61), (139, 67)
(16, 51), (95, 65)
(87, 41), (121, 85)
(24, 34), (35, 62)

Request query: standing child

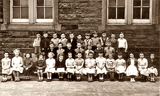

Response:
(74, 43), (84, 58)
(138, 52), (149, 82)
(56, 55), (66, 81)
(84, 45), (94, 59)
(117, 32), (128, 60)
(126, 53), (138, 82)
(56, 43), (65, 59)
(1, 52), (11, 82)
(96, 52), (107, 82)
(104, 42), (115, 58)
(59, 34), (68, 49)
(36, 54), (46, 82)
(84, 33), (92, 49)
(65, 42), (75, 59)
(148, 53), (158, 82)
(91, 31), (100, 50)
(77, 34), (84, 48)
(68, 33), (77, 49)
(94, 43), (103, 58)
(74, 53), (84, 81)
(106, 54), (116, 81)
(45, 52), (56, 82)
(11, 49), (23, 82)
(85, 52), (96, 82)
(41, 31), (50, 59)
(115, 52), (126, 82)
(51, 33), (60, 48)
(100, 31), (110, 48)
(33, 33), (41, 55)
(110, 34), (117, 51)
(65, 53), (75, 81)
(23, 53), (33, 80)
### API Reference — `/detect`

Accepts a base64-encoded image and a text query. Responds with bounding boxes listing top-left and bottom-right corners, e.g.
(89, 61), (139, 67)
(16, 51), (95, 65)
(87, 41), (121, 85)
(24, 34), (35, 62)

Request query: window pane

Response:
(109, 8), (116, 19)
(117, 0), (125, 6)
(133, 0), (141, 6)
(45, 0), (52, 6)
(37, 0), (44, 6)
(142, 8), (149, 19)
(117, 8), (125, 19)
(13, 0), (20, 6)
(21, 0), (28, 7)
(109, 0), (116, 6)
(13, 8), (20, 18)
(45, 8), (52, 19)
(133, 8), (140, 19)
(142, 0), (150, 6)
(37, 7), (44, 19)
(21, 8), (28, 18)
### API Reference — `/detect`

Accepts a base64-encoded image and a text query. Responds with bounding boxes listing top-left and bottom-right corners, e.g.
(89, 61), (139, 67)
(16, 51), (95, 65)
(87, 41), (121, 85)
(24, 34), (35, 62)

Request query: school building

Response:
(0, 0), (159, 74)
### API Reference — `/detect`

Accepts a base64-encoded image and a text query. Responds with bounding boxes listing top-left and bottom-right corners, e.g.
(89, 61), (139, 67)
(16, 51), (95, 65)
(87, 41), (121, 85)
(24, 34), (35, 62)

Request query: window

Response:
(107, 0), (127, 24)
(11, 0), (29, 22)
(10, 0), (55, 23)
(132, 0), (152, 24)
(36, 0), (54, 23)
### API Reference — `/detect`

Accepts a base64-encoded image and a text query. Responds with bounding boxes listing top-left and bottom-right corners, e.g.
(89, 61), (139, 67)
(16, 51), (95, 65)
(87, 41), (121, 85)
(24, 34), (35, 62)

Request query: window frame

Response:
(34, 0), (54, 23)
(10, 0), (30, 23)
(107, 0), (127, 24)
(132, 0), (152, 24)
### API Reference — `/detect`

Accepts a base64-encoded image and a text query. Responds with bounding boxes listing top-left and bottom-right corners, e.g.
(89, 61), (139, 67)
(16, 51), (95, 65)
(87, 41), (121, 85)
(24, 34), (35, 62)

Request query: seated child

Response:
(48, 42), (57, 59)
(1, 51), (11, 82)
(65, 53), (75, 81)
(11, 49), (24, 82)
(31, 53), (38, 74)
(45, 52), (56, 82)
(84, 33), (92, 49)
(51, 33), (60, 48)
(147, 53), (158, 82)
(74, 53), (84, 81)
(84, 45), (94, 59)
(56, 43), (65, 59)
(96, 52), (107, 82)
(138, 52), (149, 82)
(65, 42), (75, 59)
(59, 34), (68, 49)
(74, 43), (84, 58)
(36, 54), (46, 82)
(23, 53), (33, 80)
(85, 52), (96, 82)
(106, 54), (116, 81)
(104, 42), (115, 58)
(94, 43), (103, 58)
(56, 55), (66, 81)
(91, 31), (100, 50)
(115, 52), (126, 82)
(126, 53), (138, 83)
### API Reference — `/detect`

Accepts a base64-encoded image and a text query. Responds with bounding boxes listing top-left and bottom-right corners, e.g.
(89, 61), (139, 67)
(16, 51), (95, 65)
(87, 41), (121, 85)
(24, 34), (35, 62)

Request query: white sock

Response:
(50, 77), (51, 79)
(41, 77), (43, 80)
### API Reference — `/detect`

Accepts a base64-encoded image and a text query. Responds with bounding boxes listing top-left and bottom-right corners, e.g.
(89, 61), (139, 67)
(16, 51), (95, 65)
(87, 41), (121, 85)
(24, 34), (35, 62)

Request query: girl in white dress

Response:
(11, 49), (23, 82)
(96, 52), (107, 82)
(115, 52), (126, 81)
(85, 52), (96, 82)
(65, 52), (75, 81)
(1, 52), (11, 82)
(138, 52), (149, 82)
(74, 53), (84, 81)
(45, 52), (56, 82)
(126, 53), (138, 82)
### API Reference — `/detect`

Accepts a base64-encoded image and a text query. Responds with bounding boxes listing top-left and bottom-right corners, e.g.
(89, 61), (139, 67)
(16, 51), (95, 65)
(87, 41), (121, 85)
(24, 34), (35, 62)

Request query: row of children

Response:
(33, 31), (127, 60)
(1, 48), (158, 83)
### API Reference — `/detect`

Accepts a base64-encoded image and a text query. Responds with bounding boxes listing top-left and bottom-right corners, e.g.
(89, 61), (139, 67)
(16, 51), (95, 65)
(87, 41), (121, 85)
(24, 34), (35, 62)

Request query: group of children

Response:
(1, 31), (158, 83)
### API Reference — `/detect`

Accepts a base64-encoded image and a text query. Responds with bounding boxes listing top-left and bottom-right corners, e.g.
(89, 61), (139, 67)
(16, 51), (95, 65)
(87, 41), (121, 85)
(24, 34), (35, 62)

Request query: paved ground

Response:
(0, 76), (159, 96)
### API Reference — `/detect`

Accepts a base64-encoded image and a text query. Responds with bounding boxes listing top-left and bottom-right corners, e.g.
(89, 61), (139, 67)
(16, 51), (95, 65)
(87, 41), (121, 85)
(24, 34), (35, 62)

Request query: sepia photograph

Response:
(0, 0), (159, 96)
